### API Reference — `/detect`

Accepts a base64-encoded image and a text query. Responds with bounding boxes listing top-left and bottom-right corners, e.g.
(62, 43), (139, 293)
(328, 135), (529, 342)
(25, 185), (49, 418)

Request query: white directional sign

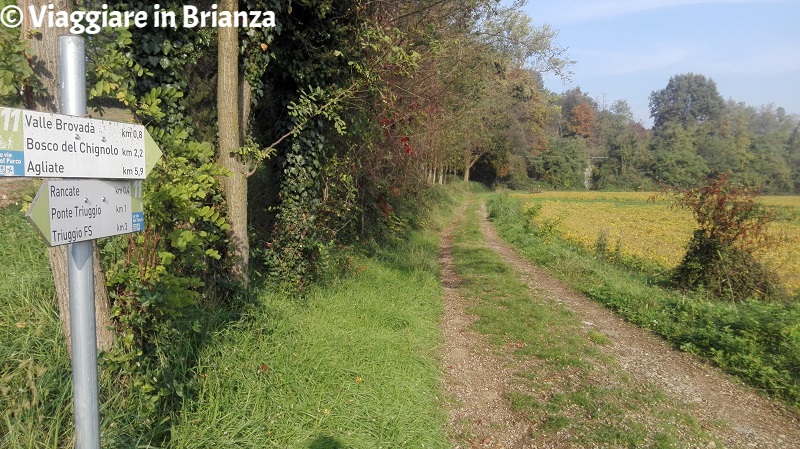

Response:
(0, 107), (161, 179)
(26, 179), (145, 246)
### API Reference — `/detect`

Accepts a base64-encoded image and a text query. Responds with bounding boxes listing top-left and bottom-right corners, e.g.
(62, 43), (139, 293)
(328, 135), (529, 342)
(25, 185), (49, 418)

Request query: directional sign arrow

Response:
(0, 107), (162, 179)
(26, 179), (146, 246)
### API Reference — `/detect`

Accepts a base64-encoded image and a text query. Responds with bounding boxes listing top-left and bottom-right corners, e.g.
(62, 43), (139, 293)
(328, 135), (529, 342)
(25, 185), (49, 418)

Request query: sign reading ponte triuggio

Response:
(0, 107), (161, 179)
(27, 179), (145, 246)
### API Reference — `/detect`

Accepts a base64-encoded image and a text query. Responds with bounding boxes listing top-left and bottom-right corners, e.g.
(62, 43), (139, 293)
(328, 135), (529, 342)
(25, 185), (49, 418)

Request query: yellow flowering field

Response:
(510, 191), (800, 293)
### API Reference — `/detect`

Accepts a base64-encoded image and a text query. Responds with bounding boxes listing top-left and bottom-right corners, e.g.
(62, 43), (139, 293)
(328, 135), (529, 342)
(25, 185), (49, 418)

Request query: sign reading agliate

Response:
(26, 179), (145, 246)
(0, 107), (161, 179)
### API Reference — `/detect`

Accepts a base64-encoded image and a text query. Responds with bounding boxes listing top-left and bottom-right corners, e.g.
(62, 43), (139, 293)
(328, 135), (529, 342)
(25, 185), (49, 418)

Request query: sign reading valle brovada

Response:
(0, 107), (161, 179)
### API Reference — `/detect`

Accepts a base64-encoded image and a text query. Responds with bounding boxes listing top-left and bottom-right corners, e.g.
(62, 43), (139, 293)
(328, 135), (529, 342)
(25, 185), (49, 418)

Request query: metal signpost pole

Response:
(59, 35), (101, 449)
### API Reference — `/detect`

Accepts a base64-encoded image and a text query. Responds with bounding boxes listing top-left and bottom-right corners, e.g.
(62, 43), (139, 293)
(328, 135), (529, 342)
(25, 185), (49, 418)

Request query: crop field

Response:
(510, 191), (800, 293)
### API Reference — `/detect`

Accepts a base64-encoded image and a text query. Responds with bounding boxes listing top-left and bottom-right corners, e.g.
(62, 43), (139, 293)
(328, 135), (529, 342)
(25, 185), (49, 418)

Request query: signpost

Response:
(26, 179), (145, 246)
(5, 35), (162, 449)
(0, 107), (161, 179)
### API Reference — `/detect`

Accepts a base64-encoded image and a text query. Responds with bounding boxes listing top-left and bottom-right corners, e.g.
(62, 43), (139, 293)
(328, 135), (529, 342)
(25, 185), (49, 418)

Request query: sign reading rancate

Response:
(27, 179), (146, 246)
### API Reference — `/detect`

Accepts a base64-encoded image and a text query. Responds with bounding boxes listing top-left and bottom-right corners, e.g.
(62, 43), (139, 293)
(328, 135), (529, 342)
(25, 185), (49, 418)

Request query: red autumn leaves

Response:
(401, 135), (413, 155)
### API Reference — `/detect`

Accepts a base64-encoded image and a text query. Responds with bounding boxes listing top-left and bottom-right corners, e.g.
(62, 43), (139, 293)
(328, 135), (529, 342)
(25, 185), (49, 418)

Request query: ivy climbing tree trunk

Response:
(21, 0), (114, 353)
(217, 0), (249, 281)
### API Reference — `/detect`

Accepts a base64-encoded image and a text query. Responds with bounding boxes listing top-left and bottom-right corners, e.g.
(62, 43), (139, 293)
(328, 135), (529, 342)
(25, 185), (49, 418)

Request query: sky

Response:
(517, 0), (800, 127)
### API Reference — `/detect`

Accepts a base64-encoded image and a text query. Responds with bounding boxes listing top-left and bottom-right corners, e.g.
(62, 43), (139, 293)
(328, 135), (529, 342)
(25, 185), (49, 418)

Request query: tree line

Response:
(465, 72), (800, 194)
(648, 74), (800, 193)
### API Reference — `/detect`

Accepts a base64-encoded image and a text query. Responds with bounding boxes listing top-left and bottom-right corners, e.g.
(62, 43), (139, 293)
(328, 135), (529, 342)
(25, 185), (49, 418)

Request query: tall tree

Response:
(650, 124), (709, 187)
(569, 101), (596, 139)
(789, 124), (800, 192)
(592, 101), (650, 190)
(649, 73), (725, 131)
(20, 0), (113, 352)
(558, 87), (594, 132)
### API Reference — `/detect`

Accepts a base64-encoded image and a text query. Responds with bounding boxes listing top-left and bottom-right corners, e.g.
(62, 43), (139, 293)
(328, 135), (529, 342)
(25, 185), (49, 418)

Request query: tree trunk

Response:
(217, 0), (249, 282)
(463, 151), (471, 182)
(239, 78), (251, 142)
(22, 0), (113, 353)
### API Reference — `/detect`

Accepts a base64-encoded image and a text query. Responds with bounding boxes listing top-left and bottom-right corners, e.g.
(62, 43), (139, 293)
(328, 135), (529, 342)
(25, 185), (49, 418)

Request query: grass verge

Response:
(159, 187), (466, 448)
(486, 193), (800, 411)
(447, 196), (717, 447)
(0, 204), (74, 448)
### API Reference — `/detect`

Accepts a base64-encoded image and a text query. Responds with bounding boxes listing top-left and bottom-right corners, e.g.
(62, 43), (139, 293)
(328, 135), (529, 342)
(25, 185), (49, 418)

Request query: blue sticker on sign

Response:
(132, 212), (145, 232)
(0, 150), (24, 176)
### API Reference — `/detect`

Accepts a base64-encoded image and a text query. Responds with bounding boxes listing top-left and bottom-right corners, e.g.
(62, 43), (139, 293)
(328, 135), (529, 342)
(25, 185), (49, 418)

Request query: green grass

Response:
(0, 205), (74, 448)
(448, 197), (717, 448)
(165, 187), (466, 448)
(486, 192), (800, 411)
(168, 235), (451, 448)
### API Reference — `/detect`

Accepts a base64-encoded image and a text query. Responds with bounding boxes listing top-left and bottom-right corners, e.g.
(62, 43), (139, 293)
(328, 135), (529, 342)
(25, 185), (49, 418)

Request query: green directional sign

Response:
(0, 107), (162, 179)
(27, 179), (145, 246)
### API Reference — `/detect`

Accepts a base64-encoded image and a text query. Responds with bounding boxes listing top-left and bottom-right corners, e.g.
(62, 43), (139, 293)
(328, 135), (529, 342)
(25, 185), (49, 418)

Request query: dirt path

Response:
(439, 197), (800, 448)
(439, 200), (533, 448)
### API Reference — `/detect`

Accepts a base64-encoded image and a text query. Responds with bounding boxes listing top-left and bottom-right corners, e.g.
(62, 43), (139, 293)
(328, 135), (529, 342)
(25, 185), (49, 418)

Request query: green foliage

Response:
(286, 86), (349, 137)
(649, 73), (725, 131)
(518, 73), (800, 195)
(249, 0), (434, 288)
(487, 194), (800, 408)
(87, 29), (152, 111)
(0, 5), (42, 106)
(669, 174), (786, 302)
(592, 106), (652, 190)
(258, 143), (328, 290)
(498, 153), (537, 190)
(530, 136), (588, 189)
(649, 124), (709, 187)
(481, 8), (572, 76)
(639, 75), (799, 194)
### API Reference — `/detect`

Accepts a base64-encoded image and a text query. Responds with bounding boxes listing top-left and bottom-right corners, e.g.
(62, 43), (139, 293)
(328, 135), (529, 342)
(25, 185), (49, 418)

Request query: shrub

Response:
(669, 174), (786, 302)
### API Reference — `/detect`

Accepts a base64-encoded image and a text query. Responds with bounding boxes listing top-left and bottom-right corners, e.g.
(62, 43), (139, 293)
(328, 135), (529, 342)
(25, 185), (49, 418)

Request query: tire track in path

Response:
(476, 200), (800, 449)
(439, 197), (533, 448)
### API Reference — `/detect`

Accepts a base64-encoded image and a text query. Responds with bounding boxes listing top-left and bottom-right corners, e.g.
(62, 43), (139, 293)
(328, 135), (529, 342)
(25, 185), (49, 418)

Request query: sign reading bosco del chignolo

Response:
(0, 107), (161, 179)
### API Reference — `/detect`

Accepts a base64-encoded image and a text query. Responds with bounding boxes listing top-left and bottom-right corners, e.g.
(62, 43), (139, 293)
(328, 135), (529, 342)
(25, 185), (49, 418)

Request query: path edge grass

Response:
(164, 184), (472, 448)
(486, 192), (800, 412)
